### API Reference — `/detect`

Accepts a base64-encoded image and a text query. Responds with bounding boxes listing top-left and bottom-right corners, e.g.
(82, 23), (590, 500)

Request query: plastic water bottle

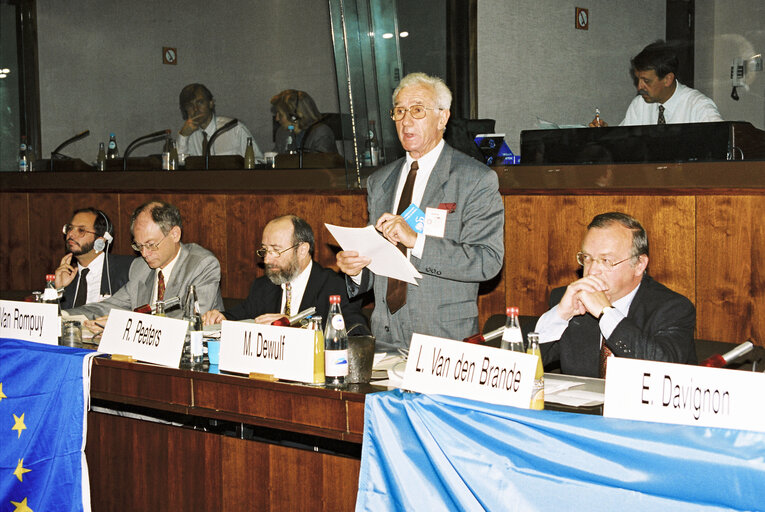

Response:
(286, 125), (297, 154)
(324, 295), (348, 387)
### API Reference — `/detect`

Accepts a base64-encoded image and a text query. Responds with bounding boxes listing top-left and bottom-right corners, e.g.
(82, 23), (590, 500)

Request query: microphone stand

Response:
(204, 118), (238, 169)
(50, 130), (90, 170)
(122, 129), (171, 170)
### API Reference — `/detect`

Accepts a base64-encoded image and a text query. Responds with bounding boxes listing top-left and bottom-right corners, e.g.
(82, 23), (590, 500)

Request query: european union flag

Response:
(1, 338), (97, 512)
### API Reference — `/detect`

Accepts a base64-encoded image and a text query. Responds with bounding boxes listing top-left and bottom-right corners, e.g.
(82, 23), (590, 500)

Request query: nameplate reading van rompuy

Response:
(219, 321), (314, 383)
(0, 299), (60, 345)
(402, 333), (538, 408)
(98, 309), (188, 367)
(603, 357), (765, 433)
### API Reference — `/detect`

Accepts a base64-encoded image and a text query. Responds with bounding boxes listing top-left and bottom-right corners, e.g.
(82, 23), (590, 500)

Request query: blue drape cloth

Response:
(356, 390), (765, 511)
(1, 338), (96, 512)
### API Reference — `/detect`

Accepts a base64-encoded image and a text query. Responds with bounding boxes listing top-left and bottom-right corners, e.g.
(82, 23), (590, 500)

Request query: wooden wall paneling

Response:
(269, 444), (325, 510)
(221, 436), (271, 509)
(322, 453), (362, 512)
(0, 193), (30, 290)
(696, 195), (764, 344)
(28, 193), (76, 288)
(225, 193), (271, 298)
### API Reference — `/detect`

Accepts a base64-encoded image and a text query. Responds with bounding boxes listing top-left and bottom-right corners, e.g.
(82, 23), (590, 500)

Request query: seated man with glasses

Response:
(55, 208), (135, 308)
(202, 214), (367, 332)
(66, 201), (224, 328)
(534, 211), (697, 378)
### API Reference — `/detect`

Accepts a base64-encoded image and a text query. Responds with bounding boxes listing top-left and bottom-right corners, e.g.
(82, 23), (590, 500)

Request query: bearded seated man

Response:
(202, 215), (368, 332)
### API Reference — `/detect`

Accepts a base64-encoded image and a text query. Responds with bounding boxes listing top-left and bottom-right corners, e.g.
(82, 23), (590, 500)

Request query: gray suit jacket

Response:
(65, 242), (224, 319)
(348, 143), (504, 352)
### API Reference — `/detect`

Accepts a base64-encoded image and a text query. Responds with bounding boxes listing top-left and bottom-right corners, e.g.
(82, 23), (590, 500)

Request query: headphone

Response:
(93, 210), (113, 253)
(288, 91), (302, 123)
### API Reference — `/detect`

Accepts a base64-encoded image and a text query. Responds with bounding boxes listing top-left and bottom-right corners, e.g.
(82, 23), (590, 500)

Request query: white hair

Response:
(392, 72), (452, 110)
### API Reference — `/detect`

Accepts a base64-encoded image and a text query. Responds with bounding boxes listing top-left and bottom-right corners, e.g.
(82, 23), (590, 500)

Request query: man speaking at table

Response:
(336, 72), (504, 352)
(535, 212), (697, 378)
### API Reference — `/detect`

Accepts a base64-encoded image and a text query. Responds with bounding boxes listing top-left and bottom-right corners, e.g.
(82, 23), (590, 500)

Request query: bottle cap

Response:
(506, 306), (519, 316)
(329, 295), (340, 304)
(46, 274), (55, 281)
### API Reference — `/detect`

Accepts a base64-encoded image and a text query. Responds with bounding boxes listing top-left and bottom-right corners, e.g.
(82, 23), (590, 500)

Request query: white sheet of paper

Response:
(325, 224), (423, 284)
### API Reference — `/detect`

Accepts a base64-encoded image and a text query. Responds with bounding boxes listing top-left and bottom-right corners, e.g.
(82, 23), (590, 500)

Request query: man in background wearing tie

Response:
(590, 40), (722, 127)
(336, 72), (504, 352)
(534, 212), (697, 378)
(176, 83), (263, 160)
(202, 215), (367, 331)
(55, 207), (133, 308)
(66, 201), (223, 330)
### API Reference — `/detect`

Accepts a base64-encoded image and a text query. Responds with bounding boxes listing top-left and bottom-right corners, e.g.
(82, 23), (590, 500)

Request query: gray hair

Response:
(130, 201), (182, 236)
(588, 212), (649, 259)
(392, 72), (452, 110)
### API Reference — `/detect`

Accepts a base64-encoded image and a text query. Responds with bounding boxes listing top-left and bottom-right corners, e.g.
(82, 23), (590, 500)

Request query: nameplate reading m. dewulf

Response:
(0, 300), (59, 345)
(98, 309), (187, 367)
(219, 321), (314, 383)
(402, 333), (538, 408)
(604, 358), (765, 433)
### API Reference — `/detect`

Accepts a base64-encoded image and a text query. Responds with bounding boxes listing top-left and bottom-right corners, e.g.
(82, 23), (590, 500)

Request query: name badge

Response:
(0, 300), (59, 345)
(423, 207), (447, 238)
(402, 333), (538, 408)
(219, 321), (314, 383)
(98, 309), (187, 367)
(604, 358), (765, 432)
(401, 203), (425, 234)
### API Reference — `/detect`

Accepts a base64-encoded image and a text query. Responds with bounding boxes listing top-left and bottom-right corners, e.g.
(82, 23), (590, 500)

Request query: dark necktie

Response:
(386, 160), (419, 314)
(202, 131), (209, 155)
(157, 270), (165, 303)
(599, 335), (613, 378)
(73, 268), (90, 307)
(284, 282), (292, 317)
(657, 105), (666, 125)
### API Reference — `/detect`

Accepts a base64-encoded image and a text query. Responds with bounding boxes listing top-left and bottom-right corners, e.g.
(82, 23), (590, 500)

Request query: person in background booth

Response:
(270, 89), (338, 154)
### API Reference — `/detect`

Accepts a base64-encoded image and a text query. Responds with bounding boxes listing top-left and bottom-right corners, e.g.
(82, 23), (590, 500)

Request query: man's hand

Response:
(179, 113), (206, 137)
(336, 250), (372, 277)
(557, 275), (611, 320)
(84, 315), (108, 335)
(55, 253), (77, 289)
(202, 309), (226, 326)
(588, 116), (609, 127)
(254, 313), (287, 325)
(375, 213), (417, 249)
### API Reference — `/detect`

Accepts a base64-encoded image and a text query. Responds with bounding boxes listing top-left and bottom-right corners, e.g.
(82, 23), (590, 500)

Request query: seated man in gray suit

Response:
(535, 212), (697, 378)
(67, 201), (224, 331)
(336, 72), (505, 352)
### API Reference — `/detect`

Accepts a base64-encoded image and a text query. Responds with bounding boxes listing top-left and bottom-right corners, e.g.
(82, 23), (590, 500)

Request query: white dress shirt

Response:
(281, 260), (313, 316)
(620, 82), (722, 126)
(74, 251), (105, 304)
(177, 114), (263, 160)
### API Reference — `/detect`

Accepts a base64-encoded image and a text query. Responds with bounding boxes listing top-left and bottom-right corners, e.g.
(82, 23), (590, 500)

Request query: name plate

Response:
(0, 300), (59, 345)
(98, 309), (187, 367)
(604, 358), (765, 432)
(219, 321), (314, 383)
(402, 333), (538, 408)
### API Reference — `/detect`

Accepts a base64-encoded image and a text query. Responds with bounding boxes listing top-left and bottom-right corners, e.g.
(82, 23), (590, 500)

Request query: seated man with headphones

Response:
(55, 208), (135, 309)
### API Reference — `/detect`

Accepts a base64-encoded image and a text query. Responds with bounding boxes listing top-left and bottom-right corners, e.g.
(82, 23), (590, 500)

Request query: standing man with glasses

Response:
(66, 201), (223, 329)
(336, 72), (504, 352)
(535, 212), (697, 378)
(55, 208), (134, 308)
(202, 215), (367, 331)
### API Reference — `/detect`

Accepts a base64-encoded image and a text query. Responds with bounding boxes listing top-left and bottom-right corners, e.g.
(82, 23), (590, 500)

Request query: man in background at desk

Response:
(591, 40), (722, 127)
(67, 201), (224, 330)
(202, 215), (367, 331)
(535, 212), (697, 378)
(336, 72), (504, 352)
(177, 83), (263, 160)
(55, 207), (134, 309)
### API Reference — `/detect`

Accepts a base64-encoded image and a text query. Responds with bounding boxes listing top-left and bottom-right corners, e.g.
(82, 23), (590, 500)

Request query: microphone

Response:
(123, 129), (171, 170)
(51, 130), (90, 159)
(271, 307), (317, 327)
(133, 295), (181, 315)
(204, 118), (239, 169)
(463, 325), (503, 345)
(700, 341), (754, 368)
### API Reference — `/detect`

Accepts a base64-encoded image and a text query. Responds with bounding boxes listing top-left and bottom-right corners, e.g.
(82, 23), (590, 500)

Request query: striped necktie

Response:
(157, 270), (165, 303)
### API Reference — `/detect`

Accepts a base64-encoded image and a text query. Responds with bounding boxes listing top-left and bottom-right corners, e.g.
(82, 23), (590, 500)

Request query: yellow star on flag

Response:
(12, 413), (26, 438)
(14, 459), (31, 482)
(10, 497), (33, 512)
(0, 382), (6, 403)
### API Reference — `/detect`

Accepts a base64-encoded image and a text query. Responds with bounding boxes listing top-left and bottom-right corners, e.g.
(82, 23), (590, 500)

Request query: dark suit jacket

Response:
(224, 262), (368, 333)
(60, 253), (135, 309)
(541, 274), (697, 377)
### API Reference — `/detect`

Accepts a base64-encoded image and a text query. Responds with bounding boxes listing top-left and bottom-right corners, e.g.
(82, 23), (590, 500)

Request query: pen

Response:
(94, 322), (105, 329)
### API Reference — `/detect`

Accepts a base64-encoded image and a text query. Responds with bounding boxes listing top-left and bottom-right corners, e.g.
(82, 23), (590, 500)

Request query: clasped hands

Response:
(557, 275), (613, 321)
(336, 213), (416, 277)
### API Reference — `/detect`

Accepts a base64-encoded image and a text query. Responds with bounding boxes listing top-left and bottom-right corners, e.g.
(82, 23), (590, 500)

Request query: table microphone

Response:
(123, 129), (171, 169)
(204, 118), (239, 168)
(133, 295), (181, 315)
(51, 129), (90, 159)
(700, 341), (754, 368)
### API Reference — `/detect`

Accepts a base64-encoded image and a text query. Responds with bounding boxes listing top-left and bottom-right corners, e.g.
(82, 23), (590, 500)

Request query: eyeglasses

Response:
(132, 234), (167, 253)
(389, 105), (443, 121)
(576, 252), (632, 271)
(256, 243), (300, 259)
(63, 224), (97, 237)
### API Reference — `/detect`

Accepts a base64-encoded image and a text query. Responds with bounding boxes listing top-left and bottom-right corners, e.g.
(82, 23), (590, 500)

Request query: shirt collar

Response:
(612, 280), (641, 316)
(156, 244), (183, 285)
(406, 138), (444, 171)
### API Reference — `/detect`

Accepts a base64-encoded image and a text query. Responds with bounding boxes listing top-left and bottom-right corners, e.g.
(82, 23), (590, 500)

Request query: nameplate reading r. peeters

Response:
(0, 299), (60, 345)
(98, 309), (187, 367)
(402, 333), (538, 408)
(604, 358), (765, 432)
(219, 321), (314, 383)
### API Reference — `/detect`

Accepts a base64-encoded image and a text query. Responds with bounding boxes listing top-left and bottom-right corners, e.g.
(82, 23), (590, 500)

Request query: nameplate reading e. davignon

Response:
(604, 357), (765, 433)
(98, 309), (187, 367)
(402, 333), (538, 408)
(219, 321), (314, 383)
(0, 299), (60, 345)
